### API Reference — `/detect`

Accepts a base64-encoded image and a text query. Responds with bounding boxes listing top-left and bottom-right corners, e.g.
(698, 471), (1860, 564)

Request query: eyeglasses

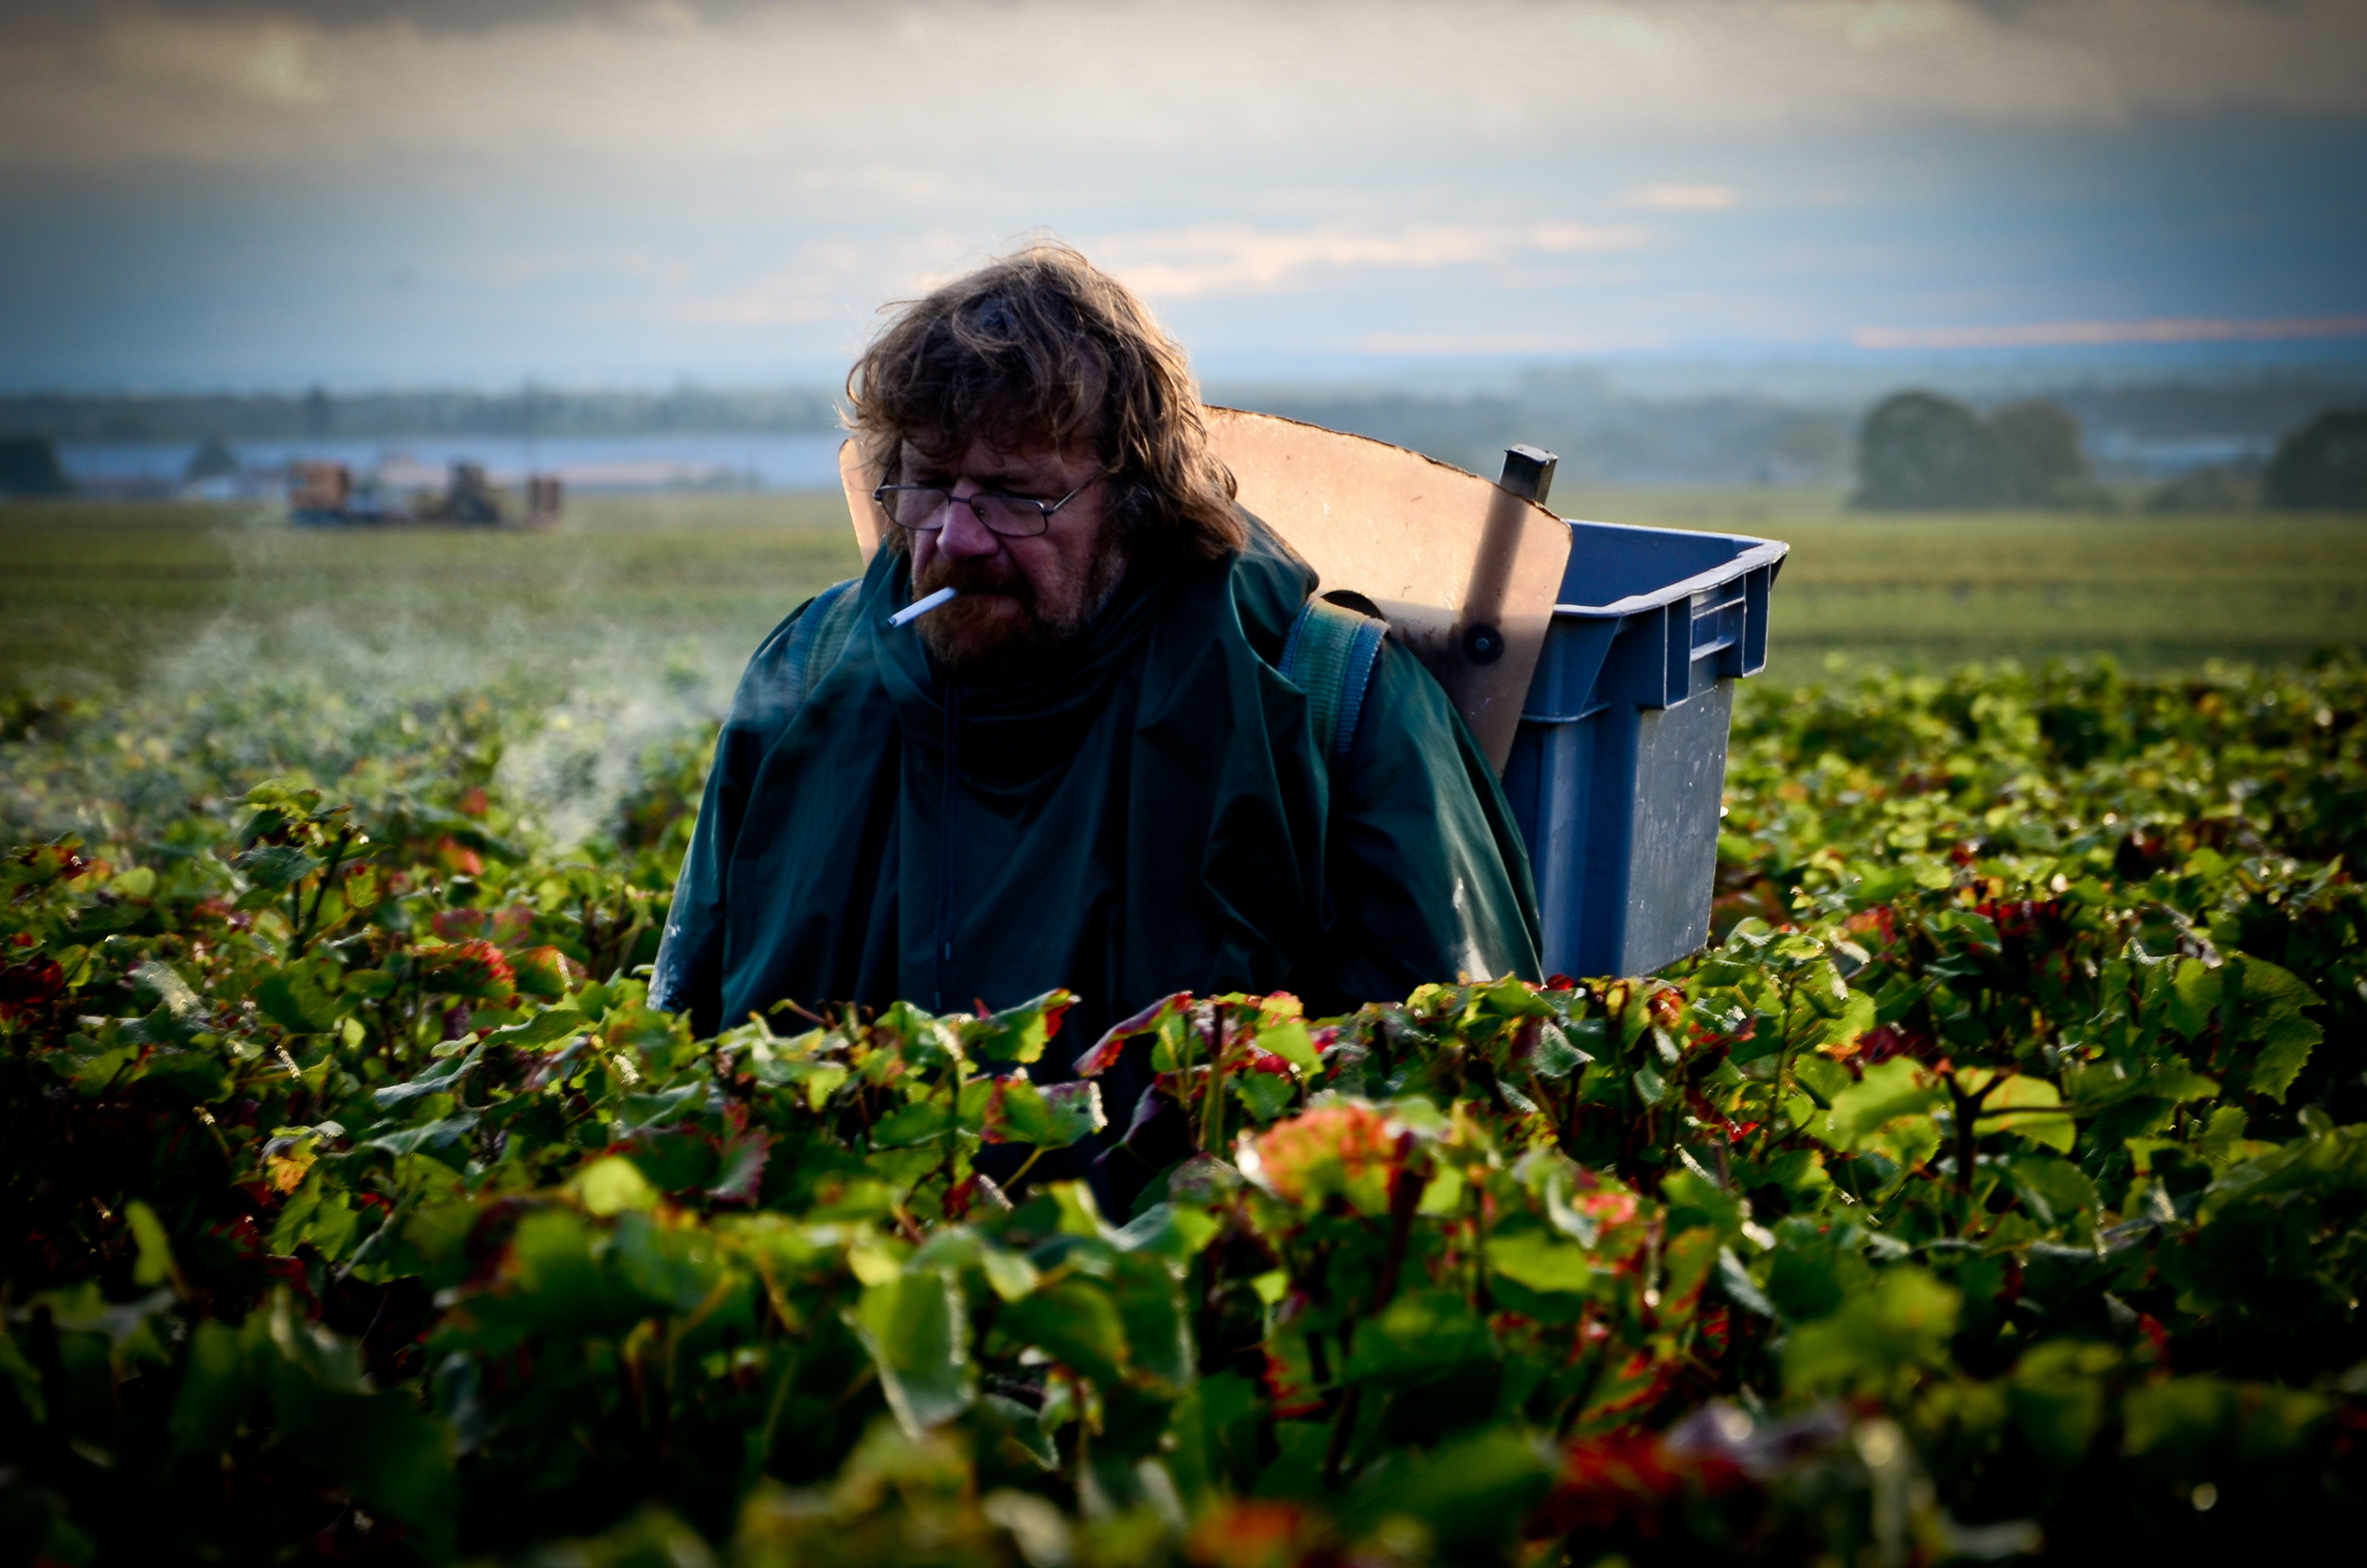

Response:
(872, 473), (1101, 539)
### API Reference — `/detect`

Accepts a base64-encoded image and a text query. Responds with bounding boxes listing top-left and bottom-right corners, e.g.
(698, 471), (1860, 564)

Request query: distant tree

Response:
(1989, 400), (2094, 506)
(0, 435), (72, 497)
(1852, 391), (2000, 508)
(97, 408), (163, 441)
(184, 436), (239, 481)
(1853, 390), (2100, 509)
(2263, 409), (2367, 510)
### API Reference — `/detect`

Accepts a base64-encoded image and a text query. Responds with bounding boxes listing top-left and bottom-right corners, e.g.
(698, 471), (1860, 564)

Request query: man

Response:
(651, 241), (1538, 1192)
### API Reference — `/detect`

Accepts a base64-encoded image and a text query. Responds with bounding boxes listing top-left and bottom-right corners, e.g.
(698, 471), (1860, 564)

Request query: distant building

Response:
(287, 460), (354, 522)
(289, 456), (561, 526)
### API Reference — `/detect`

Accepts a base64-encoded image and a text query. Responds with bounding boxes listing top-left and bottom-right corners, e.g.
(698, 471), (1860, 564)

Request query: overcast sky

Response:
(3, 0), (2363, 390)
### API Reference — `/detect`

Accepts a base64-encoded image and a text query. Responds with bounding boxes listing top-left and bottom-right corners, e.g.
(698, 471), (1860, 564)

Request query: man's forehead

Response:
(901, 431), (1085, 476)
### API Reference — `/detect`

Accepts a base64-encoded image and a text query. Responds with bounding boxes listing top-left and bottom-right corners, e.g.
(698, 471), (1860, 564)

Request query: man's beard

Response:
(911, 540), (1130, 681)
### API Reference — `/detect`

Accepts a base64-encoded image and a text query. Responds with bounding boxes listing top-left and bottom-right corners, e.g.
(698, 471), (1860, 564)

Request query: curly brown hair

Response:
(845, 241), (1244, 562)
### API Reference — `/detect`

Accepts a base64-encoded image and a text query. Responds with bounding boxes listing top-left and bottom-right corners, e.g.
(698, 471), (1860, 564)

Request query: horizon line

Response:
(1854, 314), (2367, 350)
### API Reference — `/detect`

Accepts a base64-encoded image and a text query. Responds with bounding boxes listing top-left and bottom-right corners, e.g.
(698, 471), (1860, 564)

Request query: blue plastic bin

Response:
(1499, 519), (1789, 979)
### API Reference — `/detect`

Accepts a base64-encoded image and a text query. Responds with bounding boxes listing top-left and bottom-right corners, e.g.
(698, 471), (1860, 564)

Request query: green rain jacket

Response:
(650, 514), (1539, 1179)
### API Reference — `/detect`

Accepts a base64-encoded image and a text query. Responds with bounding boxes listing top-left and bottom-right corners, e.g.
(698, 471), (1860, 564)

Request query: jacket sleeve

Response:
(1313, 637), (1544, 1008)
(647, 600), (822, 1035)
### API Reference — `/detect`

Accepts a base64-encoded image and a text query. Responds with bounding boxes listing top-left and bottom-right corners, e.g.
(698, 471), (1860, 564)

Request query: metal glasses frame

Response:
(870, 473), (1102, 539)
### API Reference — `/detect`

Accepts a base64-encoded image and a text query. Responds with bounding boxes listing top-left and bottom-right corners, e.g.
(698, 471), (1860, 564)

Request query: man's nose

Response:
(935, 486), (1001, 559)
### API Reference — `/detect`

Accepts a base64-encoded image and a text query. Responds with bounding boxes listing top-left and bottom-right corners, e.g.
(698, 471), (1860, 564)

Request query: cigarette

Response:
(886, 585), (959, 629)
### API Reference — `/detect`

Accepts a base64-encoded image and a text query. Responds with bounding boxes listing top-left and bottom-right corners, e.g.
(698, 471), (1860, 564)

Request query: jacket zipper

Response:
(934, 682), (961, 1011)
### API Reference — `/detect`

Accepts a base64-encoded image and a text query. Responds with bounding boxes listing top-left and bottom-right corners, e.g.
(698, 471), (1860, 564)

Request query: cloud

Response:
(3, 1), (2364, 175)
(1091, 223), (1651, 299)
(665, 233), (984, 327)
(83, 11), (332, 106)
(1853, 314), (2367, 349)
(1626, 184), (1736, 210)
(0, 0), (645, 32)
(4, 3), (2361, 387)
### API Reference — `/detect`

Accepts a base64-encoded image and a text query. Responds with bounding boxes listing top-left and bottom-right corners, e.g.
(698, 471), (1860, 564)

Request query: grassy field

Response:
(0, 492), (863, 697)
(1558, 485), (2367, 681)
(4, 490), (2362, 697)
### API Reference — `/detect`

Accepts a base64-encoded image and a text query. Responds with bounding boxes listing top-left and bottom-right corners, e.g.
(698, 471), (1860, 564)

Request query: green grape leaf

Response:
(848, 1269), (974, 1435)
(1820, 1058), (1946, 1150)
(997, 1278), (1128, 1388)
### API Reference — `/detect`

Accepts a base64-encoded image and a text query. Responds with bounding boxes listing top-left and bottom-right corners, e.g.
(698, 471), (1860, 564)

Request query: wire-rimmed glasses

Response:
(871, 473), (1101, 539)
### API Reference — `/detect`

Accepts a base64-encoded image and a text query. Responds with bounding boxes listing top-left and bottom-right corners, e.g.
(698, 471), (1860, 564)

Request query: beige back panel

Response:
(843, 438), (893, 563)
(1204, 408), (1569, 773)
(840, 411), (1571, 774)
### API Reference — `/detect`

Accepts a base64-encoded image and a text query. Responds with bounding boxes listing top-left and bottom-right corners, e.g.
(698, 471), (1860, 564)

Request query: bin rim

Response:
(1549, 516), (1789, 619)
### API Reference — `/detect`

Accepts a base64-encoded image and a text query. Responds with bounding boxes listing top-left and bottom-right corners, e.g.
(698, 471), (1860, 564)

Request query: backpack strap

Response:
(781, 578), (863, 704)
(1278, 597), (1388, 774)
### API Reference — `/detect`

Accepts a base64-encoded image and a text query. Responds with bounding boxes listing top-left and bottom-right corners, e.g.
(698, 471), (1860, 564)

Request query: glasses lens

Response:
(881, 487), (952, 528)
(974, 494), (1051, 537)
